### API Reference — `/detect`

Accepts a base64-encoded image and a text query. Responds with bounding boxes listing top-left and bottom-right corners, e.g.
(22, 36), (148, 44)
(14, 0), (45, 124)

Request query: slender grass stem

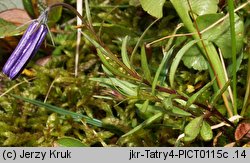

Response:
(241, 54), (250, 116)
(228, 0), (237, 115)
(130, 19), (159, 65)
(75, 0), (82, 77)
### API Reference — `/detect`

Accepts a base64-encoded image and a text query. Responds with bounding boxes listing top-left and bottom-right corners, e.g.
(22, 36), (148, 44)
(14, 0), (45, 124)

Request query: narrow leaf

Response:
(12, 95), (102, 127)
(130, 19), (159, 64)
(84, 0), (92, 25)
(163, 97), (173, 110)
(172, 106), (192, 116)
(121, 36), (131, 69)
(169, 40), (199, 87)
(90, 77), (137, 96)
(141, 99), (149, 113)
(81, 31), (135, 79)
(210, 80), (231, 107)
(141, 45), (152, 82)
(97, 50), (131, 79)
(122, 112), (163, 137)
(185, 77), (216, 109)
(57, 137), (88, 147)
(135, 103), (163, 120)
(152, 47), (174, 95)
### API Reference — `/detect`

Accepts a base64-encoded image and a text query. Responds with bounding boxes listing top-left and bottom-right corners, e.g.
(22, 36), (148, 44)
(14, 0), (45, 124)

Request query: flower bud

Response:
(2, 12), (48, 79)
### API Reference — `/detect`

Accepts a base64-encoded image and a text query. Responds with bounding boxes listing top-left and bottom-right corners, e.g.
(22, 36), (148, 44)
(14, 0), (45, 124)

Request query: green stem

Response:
(170, 0), (233, 116)
(241, 54), (250, 116)
(130, 19), (159, 64)
(228, 0), (238, 115)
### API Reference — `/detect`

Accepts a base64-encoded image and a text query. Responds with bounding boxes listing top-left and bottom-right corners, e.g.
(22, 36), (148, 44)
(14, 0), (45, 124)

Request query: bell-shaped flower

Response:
(2, 10), (49, 79)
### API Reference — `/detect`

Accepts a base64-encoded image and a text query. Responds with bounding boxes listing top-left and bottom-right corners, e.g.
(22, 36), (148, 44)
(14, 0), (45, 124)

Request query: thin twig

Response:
(0, 77), (36, 98)
(44, 79), (56, 103)
(218, 48), (234, 105)
(75, 0), (83, 77)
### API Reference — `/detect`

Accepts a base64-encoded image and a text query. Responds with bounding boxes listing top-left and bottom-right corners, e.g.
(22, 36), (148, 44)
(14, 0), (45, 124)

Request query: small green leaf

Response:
(135, 103), (163, 120)
(175, 0), (218, 17)
(200, 121), (213, 141)
(172, 107), (192, 116)
(90, 77), (137, 96)
(48, 6), (62, 24)
(93, 23), (137, 37)
(210, 80), (231, 107)
(152, 47), (173, 95)
(141, 45), (152, 82)
(139, 0), (165, 18)
(141, 99), (149, 113)
(46, 0), (64, 24)
(163, 97), (173, 110)
(122, 112), (163, 137)
(57, 137), (88, 147)
(97, 50), (131, 79)
(84, 0), (92, 25)
(227, 52), (243, 77)
(184, 116), (204, 142)
(185, 77), (216, 109)
(130, 19), (159, 64)
(163, 96), (192, 116)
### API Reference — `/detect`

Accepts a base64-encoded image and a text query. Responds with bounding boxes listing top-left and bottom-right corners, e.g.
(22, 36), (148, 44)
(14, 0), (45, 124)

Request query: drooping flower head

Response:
(2, 9), (49, 79)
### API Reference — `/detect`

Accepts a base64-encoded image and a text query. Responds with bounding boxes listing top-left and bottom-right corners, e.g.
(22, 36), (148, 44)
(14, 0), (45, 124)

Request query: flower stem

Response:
(228, 0), (238, 115)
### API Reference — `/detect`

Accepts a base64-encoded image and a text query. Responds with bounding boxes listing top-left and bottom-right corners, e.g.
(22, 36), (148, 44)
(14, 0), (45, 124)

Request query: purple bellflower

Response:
(2, 9), (49, 79)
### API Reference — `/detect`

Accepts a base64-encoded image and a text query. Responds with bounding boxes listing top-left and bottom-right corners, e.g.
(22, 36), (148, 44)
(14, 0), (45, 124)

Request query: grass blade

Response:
(141, 45), (152, 82)
(84, 0), (92, 25)
(210, 80), (232, 108)
(97, 50), (133, 79)
(130, 18), (159, 64)
(241, 55), (250, 116)
(228, 0), (238, 115)
(169, 40), (199, 87)
(185, 77), (216, 109)
(12, 95), (103, 127)
(121, 36), (131, 69)
(121, 112), (163, 137)
(152, 47), (174, 95)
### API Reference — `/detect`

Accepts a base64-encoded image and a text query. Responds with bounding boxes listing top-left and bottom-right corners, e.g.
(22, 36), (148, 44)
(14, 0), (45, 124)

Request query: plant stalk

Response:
(170, 0), (233, 117)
